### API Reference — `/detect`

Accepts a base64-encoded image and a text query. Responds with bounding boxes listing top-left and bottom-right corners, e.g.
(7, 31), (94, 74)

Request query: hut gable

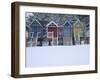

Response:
(62, 20), (72, 37)
(63, 20), (72, 28)
(74, 20), (83, 28)
(73, 20), (84, 44)
(46, 21), (59, 27)
(46, 21), (59, 38)
(31, 19), (43, 28)
(73, 20), (84, 36)
(30, 19), (43, 37)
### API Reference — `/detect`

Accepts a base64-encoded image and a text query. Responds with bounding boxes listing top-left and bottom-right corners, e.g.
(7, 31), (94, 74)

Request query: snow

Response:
(25, 45), (90, 68)
(26, 12), (34, 17)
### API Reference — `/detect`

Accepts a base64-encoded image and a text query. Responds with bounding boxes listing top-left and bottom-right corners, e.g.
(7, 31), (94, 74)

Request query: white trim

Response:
(46, 21), (59, 27)
(26, 19), (35, 28)
(63, 19), (72, 27)
(47, 32), (53, 45)
(47, 32), (53, 38)
(73, 20), (84, 34)
(31, 19), (43, 28)
(73, 16), (84, 28)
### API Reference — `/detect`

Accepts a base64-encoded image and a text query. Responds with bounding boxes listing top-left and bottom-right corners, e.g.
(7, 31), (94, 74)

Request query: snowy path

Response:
(26, 45), (90, 68)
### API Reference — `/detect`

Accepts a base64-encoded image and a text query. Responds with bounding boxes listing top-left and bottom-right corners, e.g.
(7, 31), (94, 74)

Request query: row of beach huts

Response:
(26, 18), (89, 47)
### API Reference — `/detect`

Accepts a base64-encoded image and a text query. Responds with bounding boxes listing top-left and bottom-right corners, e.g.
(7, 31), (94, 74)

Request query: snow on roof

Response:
(73, 19), (84, 28)
(46, 21), (59, 27)
(30, 19), (44, 28)
(63, 20), (72, 27)
(26, 12), (34, 17)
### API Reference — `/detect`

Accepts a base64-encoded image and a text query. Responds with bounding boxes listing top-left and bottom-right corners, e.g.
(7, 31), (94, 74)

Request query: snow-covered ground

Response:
(25, 45), (90, 68)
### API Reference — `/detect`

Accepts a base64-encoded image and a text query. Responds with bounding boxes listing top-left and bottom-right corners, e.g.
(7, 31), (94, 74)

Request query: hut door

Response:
(47, 32), (53, 46)
(74, 27), (82, 44)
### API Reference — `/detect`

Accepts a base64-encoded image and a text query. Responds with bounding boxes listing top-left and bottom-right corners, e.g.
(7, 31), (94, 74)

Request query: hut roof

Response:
(30, 19), (43, 28)
(46, 21), (59, 27)
(63, 20), (72, 27)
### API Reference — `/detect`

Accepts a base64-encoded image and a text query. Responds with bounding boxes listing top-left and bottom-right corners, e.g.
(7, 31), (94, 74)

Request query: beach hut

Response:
(46, 21), (59, 46)
(30, 19), (44, 46)
(62, 21), (72, 45)
(73, 20), (84, 45)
